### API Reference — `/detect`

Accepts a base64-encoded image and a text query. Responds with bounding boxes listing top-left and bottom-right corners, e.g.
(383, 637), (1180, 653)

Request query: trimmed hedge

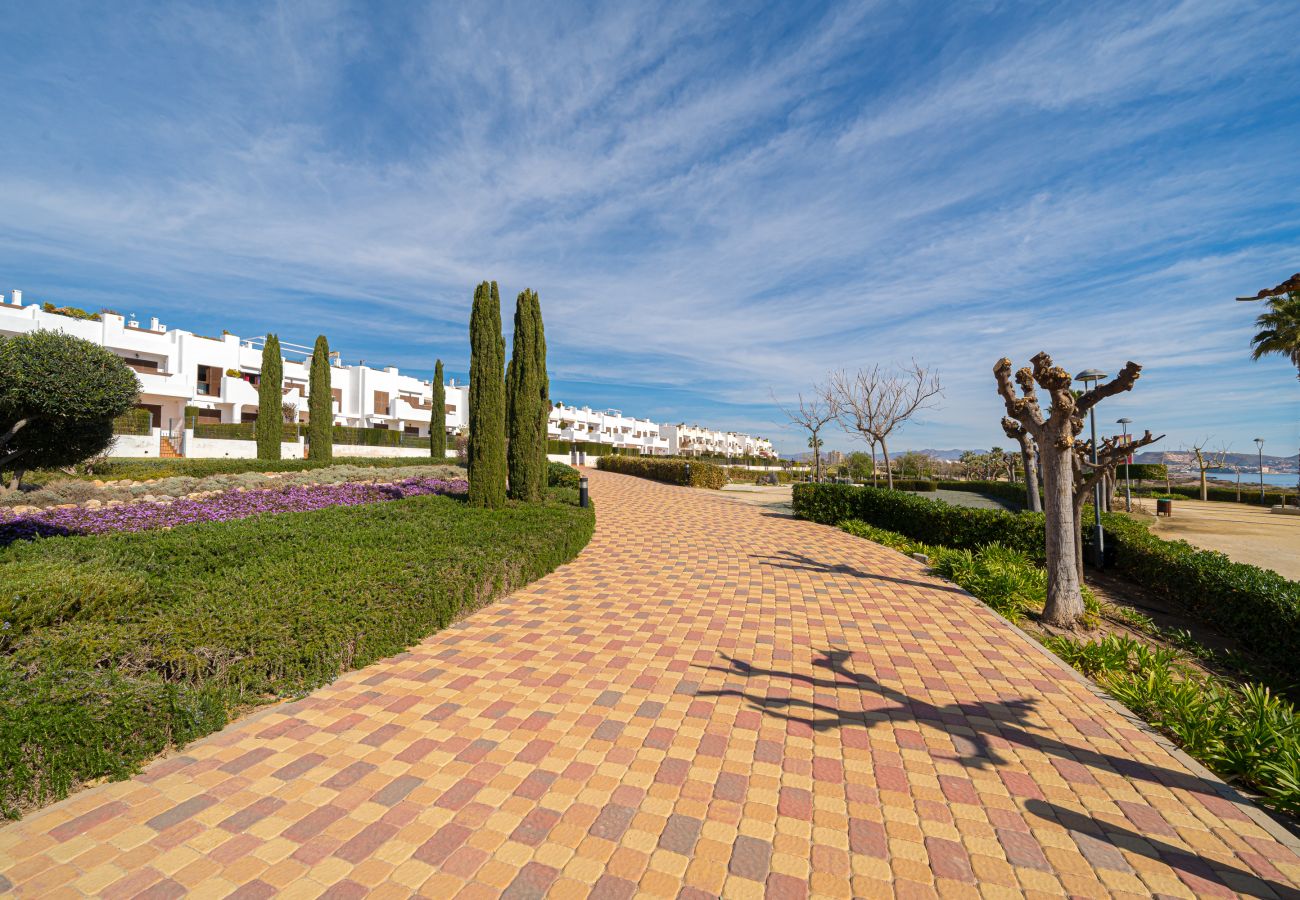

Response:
(110, 408), (153, 436)
(724, 467), (795, 484)
(1139, 484), (1296, 507)
(793, 484), (1044, 557)
(194, 421), (298, 442)
(25, 456), (456, 485)
(937, 479), (1035, 507)
(597, 455), (727, 489)
(0, 488), (594, 817)
(793, 483), (1300, 679)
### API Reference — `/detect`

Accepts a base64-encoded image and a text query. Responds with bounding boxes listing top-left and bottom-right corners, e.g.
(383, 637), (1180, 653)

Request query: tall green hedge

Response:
(430, 359), (447, 460)
(308, 335), (332, 462)
(792, 483), (1300, 680)
(467, 281), (507, 508)
(597, 455), (727, 489)
(255, 335), (283, 461)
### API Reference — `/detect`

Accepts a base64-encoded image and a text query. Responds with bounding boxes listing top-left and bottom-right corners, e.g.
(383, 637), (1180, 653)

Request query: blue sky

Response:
(2, 1), (1299, 457)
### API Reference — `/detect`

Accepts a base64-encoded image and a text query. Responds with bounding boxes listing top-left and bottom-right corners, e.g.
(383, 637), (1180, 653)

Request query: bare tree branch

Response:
(830, 361), (941, 490)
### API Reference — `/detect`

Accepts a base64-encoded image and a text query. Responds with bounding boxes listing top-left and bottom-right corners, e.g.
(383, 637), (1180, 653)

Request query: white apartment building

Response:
(0, 291), (466, 458)
(1, 288), (776, 462)
(662, 424), (776, 460)
(548, 403), (670, 456)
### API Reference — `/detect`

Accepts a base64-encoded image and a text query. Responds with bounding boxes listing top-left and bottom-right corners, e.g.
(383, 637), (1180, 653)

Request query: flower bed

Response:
(0, 477), (468, 543)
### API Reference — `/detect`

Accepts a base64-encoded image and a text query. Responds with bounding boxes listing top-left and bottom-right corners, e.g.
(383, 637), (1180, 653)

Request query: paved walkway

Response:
(2, 471), (1298, 898)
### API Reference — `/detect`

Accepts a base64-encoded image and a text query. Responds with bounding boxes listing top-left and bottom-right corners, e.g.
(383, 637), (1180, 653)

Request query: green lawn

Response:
(0, 489), (593, 817)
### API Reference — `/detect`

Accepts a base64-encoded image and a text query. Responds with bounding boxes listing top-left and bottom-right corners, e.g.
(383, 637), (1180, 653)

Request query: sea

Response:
(1205, 468), (1298, 488)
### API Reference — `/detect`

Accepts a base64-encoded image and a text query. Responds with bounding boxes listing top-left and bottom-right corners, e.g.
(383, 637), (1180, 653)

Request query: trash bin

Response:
(1156, 497), (1172, 517)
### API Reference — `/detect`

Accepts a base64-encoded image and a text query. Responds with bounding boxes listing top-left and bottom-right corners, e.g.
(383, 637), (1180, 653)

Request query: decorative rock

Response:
(85, 499), (102, 509)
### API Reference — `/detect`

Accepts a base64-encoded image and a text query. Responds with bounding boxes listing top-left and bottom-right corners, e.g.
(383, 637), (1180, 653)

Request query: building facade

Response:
(1, 290), (774, 461)
(661, 424), (776, 460)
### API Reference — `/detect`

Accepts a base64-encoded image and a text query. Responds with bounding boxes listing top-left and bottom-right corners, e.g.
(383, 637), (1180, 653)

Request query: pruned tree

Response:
(831, 361), (942, 490)
(995, 353), (1158, 627)
(774, 385), (837, 482)
(1187, 439), (1229, 502)
(1001, 418), (1042, 512)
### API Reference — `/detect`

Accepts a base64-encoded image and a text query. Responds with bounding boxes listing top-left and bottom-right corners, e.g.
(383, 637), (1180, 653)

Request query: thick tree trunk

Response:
(1200, 469), (1208, 501)
(1020, 445), (1041, 512)
(813, 436), (821, 483)
(880, 438), (893, 490)
(1041, 447), (1085, 627)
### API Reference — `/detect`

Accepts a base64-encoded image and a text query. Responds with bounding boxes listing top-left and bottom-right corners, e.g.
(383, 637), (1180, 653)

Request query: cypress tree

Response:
(467, 281), (506, 508)
(256, 334), (283, 460)
(308, 334), (332, 461)
(507, 289), (548, 501)
(430, 359), (447, 460)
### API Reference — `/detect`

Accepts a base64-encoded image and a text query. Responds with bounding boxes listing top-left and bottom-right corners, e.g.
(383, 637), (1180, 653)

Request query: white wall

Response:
(332, 445), (436, 459)
(109, 432), (160, 457)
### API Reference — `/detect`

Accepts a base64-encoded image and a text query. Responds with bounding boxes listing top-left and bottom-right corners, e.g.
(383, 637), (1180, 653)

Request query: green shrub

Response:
(547, 461), (580, 489)
(597, 455), (727, 489)
(1046, 635), (1300, 816)
(932, 544), (1046, 623)
(0, 488), (594, 817)
(838, 520), (933, 557)
(332, 425), (426, 448)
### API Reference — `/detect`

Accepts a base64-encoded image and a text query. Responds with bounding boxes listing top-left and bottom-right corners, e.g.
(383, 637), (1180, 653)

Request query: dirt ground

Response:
(1130, 497), (1300, 580)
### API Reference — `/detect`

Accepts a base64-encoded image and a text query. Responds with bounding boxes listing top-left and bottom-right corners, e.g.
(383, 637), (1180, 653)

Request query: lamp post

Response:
(1254, 437), (1265, 503)
(1076, 368), (1108, 567)
(1116, 417), (1133, 512)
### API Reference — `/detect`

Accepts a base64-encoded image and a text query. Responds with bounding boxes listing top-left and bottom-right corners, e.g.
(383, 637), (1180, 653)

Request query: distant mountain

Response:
(917, 448), (983, 461)
(1134, 450), (1297, 472)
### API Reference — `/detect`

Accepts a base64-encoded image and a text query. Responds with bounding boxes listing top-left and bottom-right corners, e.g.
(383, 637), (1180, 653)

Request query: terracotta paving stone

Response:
(2, 470), (1300, 898)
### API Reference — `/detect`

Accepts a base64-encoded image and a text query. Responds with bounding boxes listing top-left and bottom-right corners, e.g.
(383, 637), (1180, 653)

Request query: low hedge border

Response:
(24, 456), (454, 486)
(793, 483), (1300, 680)
(1138, 484), (1296, 507)
(597, 455), (727, 489)
(0, 488), (593, 817)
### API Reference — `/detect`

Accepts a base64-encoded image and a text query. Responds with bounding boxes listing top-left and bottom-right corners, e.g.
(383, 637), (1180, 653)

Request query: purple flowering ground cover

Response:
(0, 477), (468, 544)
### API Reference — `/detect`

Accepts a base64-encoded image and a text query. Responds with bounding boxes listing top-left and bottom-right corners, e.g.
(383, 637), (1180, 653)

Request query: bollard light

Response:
(579, 476), (589, 508)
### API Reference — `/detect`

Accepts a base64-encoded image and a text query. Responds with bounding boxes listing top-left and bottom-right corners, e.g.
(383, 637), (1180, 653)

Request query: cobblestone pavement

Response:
(2, 470), (1298, 898)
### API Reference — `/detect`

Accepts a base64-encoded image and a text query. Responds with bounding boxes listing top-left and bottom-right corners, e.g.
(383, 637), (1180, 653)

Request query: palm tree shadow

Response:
(1024, 799), (1300, 898)
(750, 549), (965, 594)
(698, 650), (1244, 797)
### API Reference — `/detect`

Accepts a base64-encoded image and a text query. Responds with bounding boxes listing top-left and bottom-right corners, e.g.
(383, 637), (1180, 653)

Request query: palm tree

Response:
(1250, 290), (1300, 379)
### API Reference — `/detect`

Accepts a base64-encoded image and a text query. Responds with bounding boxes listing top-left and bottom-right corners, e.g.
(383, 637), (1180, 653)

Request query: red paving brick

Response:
(1, 470), (1298, 897)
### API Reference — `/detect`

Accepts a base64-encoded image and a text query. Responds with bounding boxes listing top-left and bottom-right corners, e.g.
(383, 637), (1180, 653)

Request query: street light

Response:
(1116, 417), (1133, 512)
(1254, 437), (1265, 503)
(1076, 368), (1108, 568)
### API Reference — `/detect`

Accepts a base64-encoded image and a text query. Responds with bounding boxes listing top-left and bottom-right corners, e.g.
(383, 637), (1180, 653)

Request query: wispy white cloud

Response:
(1, 0), (1298, 452)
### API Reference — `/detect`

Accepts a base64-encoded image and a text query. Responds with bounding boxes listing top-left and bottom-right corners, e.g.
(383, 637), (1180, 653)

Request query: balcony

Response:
(135, 371), (194, 399)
